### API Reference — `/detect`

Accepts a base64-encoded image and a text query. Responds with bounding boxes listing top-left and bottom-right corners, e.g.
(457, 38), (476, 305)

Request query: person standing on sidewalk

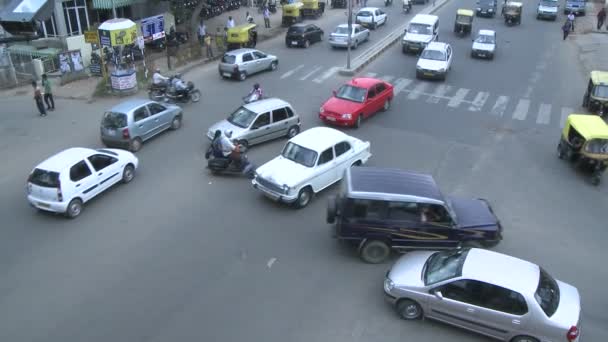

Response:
(41, 74), (55, 111)
(32, 81), (46, 117)
(198, 21), (206, 46)
(597, 7), (606, 30)
(204, 34), (214, 59)
(227, 16), (235, 28)
(263, 6), (271, 28)
(567, 12), (575, 31)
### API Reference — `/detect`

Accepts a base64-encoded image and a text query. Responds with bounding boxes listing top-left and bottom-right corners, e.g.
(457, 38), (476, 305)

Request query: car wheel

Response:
(294, 187), (313, 209)
(511, 336), (539, 342)
(122, 164), (135, 183)
(354, 114), (362, 128)
(353, 39), (359, 49)
(287, 125), (300, 138)
(382, 99), (391, 112)
(66, 198), (83, 219)
(396, 299), (423, 320)
(269, 61), (278, 71)
(130, 138), (143, 152)
(239, 71), (247, 81)
(190, 90), (201, 103)
(304, 39), (310, 48)
(557, 142), (565, 159)
(326, 195), (337, 224)
(360, 240), (390, 263)
(170, 116), (182, 130)
(471, 51), (475, 58)
(351, 160), (362, 167)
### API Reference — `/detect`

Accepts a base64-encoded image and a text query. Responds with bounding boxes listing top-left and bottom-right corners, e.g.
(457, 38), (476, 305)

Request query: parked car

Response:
(218, 48), (278, 81)
(475, 0), (497, 17)
(384, 248), (581, 342)
(26, 147), (138, 218)
(416, 42), (453, 80)
(329, 23), (370, 49)
(537, 0), (559, 20)
(402, 14), (439, 54)
(319, 77), (394, 128)
(100, 99), (183, 152)
(285, 23), (324, 48)
(564, 0), (586, 15)
(206, 98), (301, 148)
(252, 127), (371, 208)
(355, 7), (388, 29)
(327, 167), (503, 263)
(471, 29), (496, 59)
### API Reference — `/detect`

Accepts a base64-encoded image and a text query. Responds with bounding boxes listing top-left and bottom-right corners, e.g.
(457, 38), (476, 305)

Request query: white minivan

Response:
(402, 14), (439, 54)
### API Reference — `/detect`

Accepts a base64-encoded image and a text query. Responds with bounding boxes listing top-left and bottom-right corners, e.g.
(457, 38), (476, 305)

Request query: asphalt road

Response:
(0, 0), (607, 341)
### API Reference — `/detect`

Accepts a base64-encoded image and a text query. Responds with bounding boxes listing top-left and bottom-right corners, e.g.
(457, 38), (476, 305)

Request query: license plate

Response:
(411, 47), (419, 51)
(37, 202), (50, 208)
(107, 129), (116, 135)
(291, 41), (298, 45)
(223, 72), (231, 77)
(327, 116), (336, 121)
(478, 53), (486, 57)
(424, 72), (433, 76)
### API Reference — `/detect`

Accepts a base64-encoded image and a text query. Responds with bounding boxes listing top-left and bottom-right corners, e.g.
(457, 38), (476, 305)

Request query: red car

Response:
(319, 77), (394, 128)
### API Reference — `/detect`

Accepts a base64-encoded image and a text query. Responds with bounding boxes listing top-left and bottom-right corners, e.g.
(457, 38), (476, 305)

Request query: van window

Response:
(317, 148), (334, 165)
(242, 53), (254, 62)
(69, 160), (92, 182)
(346, 199), (385, 219)
(147, 103), (166, 115)
(102, 111), (127, 129)
(88, 154), (118, 171)
(222, 54), (236, 64)
(387, 202), (419, 221)
(272, 107), (289, 122)
(133, 107), (149, 122)
(28, 169), (60, 188)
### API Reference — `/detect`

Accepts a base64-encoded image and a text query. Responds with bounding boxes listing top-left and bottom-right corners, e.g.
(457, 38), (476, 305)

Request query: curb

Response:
(339, 0), (452, 76)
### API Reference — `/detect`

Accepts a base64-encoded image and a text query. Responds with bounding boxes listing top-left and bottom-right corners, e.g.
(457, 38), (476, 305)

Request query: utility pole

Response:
(347, 0), (352, 69)
(111, 0), (117, 18)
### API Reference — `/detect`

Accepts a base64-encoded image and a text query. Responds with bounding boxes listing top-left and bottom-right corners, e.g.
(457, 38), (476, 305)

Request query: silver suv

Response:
(219, 48), (278, 81)
(384, 248), (581, 342)
(206, 98), (300, 148)
(100, 99), (183, 152)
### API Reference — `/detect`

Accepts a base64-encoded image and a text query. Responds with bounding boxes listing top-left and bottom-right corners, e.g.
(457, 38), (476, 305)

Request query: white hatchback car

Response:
(416, 42), (453, 80)
(252, 127), (371, 208)
(27, 147), (139, 218)
(355, 7), (388, 30)
(471, 29), (496, 59)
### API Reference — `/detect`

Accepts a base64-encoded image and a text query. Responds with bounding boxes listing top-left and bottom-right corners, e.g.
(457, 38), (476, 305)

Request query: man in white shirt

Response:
(152, 68), (169, 85)
(227, 16), (235, 28)
(567, 13), (575, 31)
(220, 130), (236, 157)
(198, 22), (207, 45)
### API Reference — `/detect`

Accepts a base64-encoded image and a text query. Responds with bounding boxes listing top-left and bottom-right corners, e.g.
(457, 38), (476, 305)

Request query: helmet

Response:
(254, 83), (260, 89)
(224, 129), (233, 138)
(155, 68), (161, 73)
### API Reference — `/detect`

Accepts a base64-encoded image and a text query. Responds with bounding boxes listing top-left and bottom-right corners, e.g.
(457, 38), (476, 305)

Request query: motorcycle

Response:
(205, 144), (256, 178)
(148, 74), (178, 101)
(403, 0), (411, 13)
(165, 80), (201, 103)
(243, 92), (264, 104)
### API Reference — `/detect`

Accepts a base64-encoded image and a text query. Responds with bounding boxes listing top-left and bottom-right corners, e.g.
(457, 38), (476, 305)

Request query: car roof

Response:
(463, 248), (540, 295)
(425, 41), (448, 51)
(411, 14), (439, 25)
(289, 127), (351, 152)
(348, 77), (382, 88)
(243, 98), (291, 113)
(109, 98), (153, 113)
(36, 147), (96, 172)
(358, 7), (379, 11)
(478, 29), (495, 36)
(345, 167), (445, 205)
(337, 23), (362, 29)
(226, 48), (258, 56)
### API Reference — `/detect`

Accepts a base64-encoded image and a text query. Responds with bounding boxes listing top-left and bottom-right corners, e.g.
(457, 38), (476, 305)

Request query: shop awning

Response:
(92, 0), (142, 10)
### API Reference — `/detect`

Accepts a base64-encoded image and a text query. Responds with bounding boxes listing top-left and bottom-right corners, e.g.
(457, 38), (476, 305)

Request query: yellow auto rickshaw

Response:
(557, 114), (608, 185)
(502, 1), (522, 25)
(582, 70), (608, 116)
(302, 0), (325, 18)
(282, 2), (304, 27)
(226, 23), (258, 51)
(454, 9), (474, 36)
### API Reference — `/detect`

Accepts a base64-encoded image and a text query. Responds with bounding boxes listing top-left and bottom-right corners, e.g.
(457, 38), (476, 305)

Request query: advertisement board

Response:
(140, 15), (165, 42)
(98, 25), (138, 47)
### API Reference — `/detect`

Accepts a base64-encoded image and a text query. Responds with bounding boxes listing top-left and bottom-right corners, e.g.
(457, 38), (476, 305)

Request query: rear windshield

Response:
(534, 268), (560, 317)
(357, 11), (372, 17)
(102, 111), (127, 129)
(288, 26), (305, 33)
(334, 27), (350, 34)
(28, 168), (60, 188)
(222, 54), (236, 64)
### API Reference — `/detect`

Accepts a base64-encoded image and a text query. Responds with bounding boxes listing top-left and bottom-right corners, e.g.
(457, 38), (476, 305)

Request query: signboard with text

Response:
(84, 30), (99, 44)
(140, 14), (165, 42)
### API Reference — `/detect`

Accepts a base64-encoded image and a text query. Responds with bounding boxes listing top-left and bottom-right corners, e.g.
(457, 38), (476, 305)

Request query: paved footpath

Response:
(570, 2), (608, 75)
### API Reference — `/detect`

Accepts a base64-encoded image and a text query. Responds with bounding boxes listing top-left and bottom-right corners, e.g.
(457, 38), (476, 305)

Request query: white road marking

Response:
(512, 99), (531, 120)
(299, 66), (323, 80)
(427, 84), (452, 104)
(379, 75), (395, 83)
(490, 96), (509, 116)
(561, 107), (574, 128)
(280, 64), (304, 79)
(447, 88), (470, 108)
(468, 91), (490, 112)
(536, 103), (552, 125)
(407, 82), (428, 100)
(392, 78), (413, 95)
(312, 66), (340, 84)
(362, 72), (377, 78)
(267, 257), (277, 269)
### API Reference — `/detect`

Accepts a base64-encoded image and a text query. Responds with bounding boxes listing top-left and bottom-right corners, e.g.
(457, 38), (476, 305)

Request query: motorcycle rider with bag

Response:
(243, 83), (264, 103)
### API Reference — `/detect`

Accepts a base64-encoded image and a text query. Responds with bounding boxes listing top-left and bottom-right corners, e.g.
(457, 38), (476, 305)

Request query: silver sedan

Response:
(328, 24), (370, 49)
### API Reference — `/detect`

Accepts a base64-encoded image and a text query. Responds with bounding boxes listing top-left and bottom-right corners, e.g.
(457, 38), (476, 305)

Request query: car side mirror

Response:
(434, 291), (444, 300)
(403, 28), (408, 33)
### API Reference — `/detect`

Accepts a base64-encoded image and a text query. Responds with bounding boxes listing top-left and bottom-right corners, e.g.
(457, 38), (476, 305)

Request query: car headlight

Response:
(439, 68), (446, 72)
(488, 8), (493, 12)
(384, 277), (395, 292)
(320, 107), (325, 114)
(342, 113), (352, 119)
(282, 184), (290, 193)
(416, 65), (422, 70)
(476, 7), (481, 10)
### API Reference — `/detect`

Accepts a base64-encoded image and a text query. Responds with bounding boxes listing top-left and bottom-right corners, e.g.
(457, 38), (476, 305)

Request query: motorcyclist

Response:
(152, 68), (169, 87)
(172, 74), (189, 98)
(210, 130), (224, 158)
(221, 130), (242, 167)
(403, 0), (411, 12)
(248, 83), (264, 100)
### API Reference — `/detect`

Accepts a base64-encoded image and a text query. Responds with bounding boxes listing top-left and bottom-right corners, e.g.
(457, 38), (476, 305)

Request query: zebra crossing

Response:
(278, 65), (579, 128)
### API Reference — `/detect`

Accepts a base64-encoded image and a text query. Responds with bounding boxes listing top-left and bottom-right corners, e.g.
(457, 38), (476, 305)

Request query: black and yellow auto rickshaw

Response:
(502, 1), (522, 25)
(557, 114), (608, 185)
(331, 0), (347, 9)
(226, 23), (258, 51)
(282, 2), (304, 26)
(302, 0), (325, 18)
(454, 9), (474, 36)
(582, 70), (608, 116)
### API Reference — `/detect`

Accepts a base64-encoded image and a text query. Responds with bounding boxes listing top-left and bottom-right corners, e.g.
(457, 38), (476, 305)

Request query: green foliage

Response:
(168, 0), (203, 25)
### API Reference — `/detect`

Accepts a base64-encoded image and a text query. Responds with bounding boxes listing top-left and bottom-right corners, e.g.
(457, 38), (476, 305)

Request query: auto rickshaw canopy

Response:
(457, 9), (474, 17)
(283, 2), (304, 16)
(590, 70), (608, 86)
(303, 0), (321, 10)
(563, 114), (608, 141)
(226, 23), (257, 44)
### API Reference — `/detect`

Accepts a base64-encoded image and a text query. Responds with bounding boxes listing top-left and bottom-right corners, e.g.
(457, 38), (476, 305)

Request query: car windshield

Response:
(534, 268), (560, 317)
(541, 1), (558, 7)
(420, 49), (446, 61)
(475, 34), (495, 44)
(357, 11), (372, 17)
(281, 142), (318, 167)
(335, 84), (367, 103)
(593, 84), (608, 98)
(227, 107), (257, 128)
(478, 0), (495, 5)
(102, 111), (127, 129)
(585, 138), (608, 154)
(408, 23), (432, 35)
(423, 248), (469, 285)
(221, 54), (236, 64)
(28, 168), (60, 188)
(334, 27), (350, 34)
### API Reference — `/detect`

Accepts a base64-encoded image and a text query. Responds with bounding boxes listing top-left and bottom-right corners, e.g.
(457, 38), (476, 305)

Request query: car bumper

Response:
(219, 69), (240, 78)
(565, 8), (585, 15)
(252, 180), (298, 203)
(102, 136), (130, 148)
(416, 69), (446, 79)
(476, 10), (495, 16)
(329, 39), (349, 47)
(27, 196), (68, 213)
(319, 113), (355, 126)
(471, 49), (493, 58)
(402, 42), (426, 52)
(286, 38), (304, 47)
(537, 12), (557, 19)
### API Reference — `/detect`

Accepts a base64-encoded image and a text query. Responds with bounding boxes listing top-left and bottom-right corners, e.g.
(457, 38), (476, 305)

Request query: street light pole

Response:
(346, 0), (352, 69)
(111, 0), (117, 18)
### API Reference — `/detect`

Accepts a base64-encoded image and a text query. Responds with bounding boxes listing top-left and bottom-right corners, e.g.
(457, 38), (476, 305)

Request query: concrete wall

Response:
(66, 35), (91, 68)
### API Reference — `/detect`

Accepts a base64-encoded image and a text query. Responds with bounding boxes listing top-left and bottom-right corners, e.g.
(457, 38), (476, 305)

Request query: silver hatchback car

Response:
(100, 99), (183, 152)
(218, 48), (278, 81)
(384, 248), (581, 342)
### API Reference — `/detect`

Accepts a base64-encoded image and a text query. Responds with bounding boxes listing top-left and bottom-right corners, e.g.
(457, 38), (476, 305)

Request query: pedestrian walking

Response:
(41, 74), (55, 111)
(32, 80), (46, 117)
(227, 16), (235, 28)
(597, 7), (606, 30)
(204, 34), (214, 58)
(198, 21), (207, 46)
(215, 27), (225, 51)
(567, 12), (575, 31)
(263, 6), (271, 28)
(562, 20), (572, 40)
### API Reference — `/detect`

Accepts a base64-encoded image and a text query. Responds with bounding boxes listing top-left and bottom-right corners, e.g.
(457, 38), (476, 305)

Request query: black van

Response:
(327, 167), (503, 263)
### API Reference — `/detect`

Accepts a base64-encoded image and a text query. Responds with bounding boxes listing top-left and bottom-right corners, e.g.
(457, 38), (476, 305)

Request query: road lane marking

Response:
(447, 88), (470, 108)
(392, 78), (413, 95)
(468, 91), (490, 112)
(512, 99), (530, 120)
(362, 72), (377, 77)
(280, 64), (304, 79)
(427, 84), (452, 104)
(407, 82), (428, 100)
(379, 75), (395, 83)
(561, 107), (573, 128)
(299, 66), (323, 80)
(313, 66), (340, 84)
(536, 103), (552, 125)
(490, 96), (509, 116)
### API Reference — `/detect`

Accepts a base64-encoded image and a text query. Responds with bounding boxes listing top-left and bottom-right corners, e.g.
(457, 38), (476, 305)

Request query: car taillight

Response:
(567, 326), (579, 341)
(122, 128), (130, 139)
(57, 182), (63, 202)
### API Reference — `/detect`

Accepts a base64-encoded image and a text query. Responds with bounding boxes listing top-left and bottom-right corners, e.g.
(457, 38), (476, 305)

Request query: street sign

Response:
(84, 30), (99, 44)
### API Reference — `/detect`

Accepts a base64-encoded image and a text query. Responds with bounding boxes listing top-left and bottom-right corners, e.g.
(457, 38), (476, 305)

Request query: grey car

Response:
(206, 98), (300, 148)
(384, 248), (581, 342)
(329, 24), (370, 49)
(100, 98), (183, 152)
(218, 48), (278, 81)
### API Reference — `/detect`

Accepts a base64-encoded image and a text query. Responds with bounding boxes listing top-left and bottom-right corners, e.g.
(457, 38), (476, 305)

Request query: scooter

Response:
(242, 92), (265, 104)
(205, 144), (256, 179)
(403, 0), (411, 13)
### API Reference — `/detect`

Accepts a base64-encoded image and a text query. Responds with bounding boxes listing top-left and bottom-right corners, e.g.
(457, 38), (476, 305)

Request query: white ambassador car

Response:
(471, 29), (496, 59)
(355, 7), (388, 30)
(416, 42), (453, 80)
(252, 127), (371, 208)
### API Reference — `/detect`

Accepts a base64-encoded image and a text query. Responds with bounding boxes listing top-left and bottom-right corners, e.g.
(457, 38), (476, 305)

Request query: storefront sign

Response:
(110, 72), (137, 90)
(84, 30), (99, 44)
(98, 25), (138, 47)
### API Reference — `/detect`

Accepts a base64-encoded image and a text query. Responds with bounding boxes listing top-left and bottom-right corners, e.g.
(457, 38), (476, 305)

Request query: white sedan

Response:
(471, 29), (496, 59)
(416, 42), (453, 80)
(355, 7), (388, 30)
(252, 127), (371, 208)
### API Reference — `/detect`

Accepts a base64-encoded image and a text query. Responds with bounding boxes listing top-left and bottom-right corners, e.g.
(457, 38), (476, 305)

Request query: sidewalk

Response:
(570, 2), (608, 76)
